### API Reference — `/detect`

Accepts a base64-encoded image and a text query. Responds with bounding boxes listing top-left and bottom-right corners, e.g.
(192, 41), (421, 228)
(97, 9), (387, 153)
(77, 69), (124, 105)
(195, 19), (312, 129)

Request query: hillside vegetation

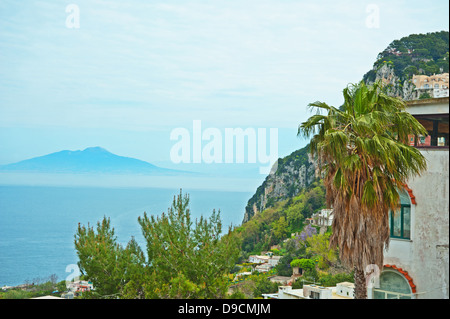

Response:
(363, 31), (449, 83)
(236, 180), (326, 255)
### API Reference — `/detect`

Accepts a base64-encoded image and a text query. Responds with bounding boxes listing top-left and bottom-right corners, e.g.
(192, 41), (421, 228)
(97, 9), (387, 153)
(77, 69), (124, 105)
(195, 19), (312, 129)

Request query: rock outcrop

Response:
(242, 145), (317, 224)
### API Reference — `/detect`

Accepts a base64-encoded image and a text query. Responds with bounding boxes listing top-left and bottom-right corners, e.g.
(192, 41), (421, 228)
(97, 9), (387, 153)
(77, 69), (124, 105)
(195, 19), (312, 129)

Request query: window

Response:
(373, 271), (412, 299)
(410, 114), (449, 147)
(389, 190), (411, 240)
(310, 291), (320, 299)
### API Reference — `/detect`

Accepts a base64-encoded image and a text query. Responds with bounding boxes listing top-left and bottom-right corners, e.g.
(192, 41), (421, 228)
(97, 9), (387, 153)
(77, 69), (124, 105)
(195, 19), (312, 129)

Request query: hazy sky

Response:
(0, 0), (448, 176)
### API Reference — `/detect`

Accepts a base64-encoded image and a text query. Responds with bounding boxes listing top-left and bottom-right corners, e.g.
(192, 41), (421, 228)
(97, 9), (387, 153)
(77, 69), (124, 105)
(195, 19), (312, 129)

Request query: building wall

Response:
(384, 149), (449, 298)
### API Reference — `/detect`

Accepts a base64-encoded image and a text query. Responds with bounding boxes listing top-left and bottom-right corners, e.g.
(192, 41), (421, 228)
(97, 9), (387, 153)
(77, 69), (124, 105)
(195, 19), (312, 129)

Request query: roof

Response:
(336, 282), (354, 288)
(402, 183), (417, 205)
(268, 276), (292, 283)
(384, 264), (417, 293)
(31, 295), (64, 299)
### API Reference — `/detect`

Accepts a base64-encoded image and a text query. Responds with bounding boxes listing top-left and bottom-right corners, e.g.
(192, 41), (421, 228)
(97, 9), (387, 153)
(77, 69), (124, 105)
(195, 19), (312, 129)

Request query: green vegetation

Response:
(419, 91), (432, 99)
(235, 180), (326, 256)
(244, 145), (315, 219)
(363, 31), (449, 83)
(0, 276), (66, 299)
(74, 190), (241, 299)
(228, 271), (280, 299)
(290, 258), (315, 270)
(291, 271), (354, 289)
(68, 185), (353, 300)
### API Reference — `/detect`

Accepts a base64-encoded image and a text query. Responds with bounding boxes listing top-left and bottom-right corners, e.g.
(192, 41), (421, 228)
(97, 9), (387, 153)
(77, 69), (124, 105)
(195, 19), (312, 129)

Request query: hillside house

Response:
(66, 280), (94, 294)
(412, 73), (449, 99)
(310, 208), (333, 227)
(263, 282), (354, 299)
(248, 254), (281, 273)
(248, 255), (270, 264)
(268, 256), (282, 267)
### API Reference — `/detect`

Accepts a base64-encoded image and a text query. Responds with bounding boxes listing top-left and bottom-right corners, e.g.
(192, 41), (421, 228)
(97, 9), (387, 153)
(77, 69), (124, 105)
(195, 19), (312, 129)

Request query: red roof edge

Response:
(384, 264), (417, 294)
(402, 183), (417, 205)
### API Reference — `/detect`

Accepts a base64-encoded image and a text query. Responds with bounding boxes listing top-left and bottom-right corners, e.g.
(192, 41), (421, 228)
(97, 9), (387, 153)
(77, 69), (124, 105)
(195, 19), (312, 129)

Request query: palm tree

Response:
(298, 80), (427, 299)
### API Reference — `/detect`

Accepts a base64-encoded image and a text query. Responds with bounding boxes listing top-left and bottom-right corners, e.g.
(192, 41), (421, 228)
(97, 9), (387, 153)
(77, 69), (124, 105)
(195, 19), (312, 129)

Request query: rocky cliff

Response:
(242, 144), (317, 223)
(364, 62), (417, 100)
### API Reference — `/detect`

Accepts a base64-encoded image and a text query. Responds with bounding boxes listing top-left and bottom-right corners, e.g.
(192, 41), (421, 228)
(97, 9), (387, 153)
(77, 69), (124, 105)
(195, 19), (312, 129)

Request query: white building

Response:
(311, 208), (333, 227)
(412, 73), (449, 99)
(248, 255), (270, 264)
(249, 254), (281, 273)
(66, 280), (94, 294)
(369, 97), (449, 299)
(255, 263), (272, 273)
(263, 282), (354, 299)
(268, 256), (281, 267)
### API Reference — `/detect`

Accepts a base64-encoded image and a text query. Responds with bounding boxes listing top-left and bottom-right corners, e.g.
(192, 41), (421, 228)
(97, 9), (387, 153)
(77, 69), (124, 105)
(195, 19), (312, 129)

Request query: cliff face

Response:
(365, 63), (417, 101)
(242, 145), (317, 223)
(363, 31), (449, 100)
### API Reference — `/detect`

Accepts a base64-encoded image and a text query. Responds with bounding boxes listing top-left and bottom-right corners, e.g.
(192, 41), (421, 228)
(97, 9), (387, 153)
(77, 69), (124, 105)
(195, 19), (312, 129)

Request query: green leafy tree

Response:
(285, 201), (304, 232)
(75, 190), (241, 299)
(298, 80), (427, 298)
(306, 233), (338, 268)
(74, 217), (137, 298)
(270, 216), (289, 242)
(290, 258), (315, 271)
(252, 275), (279, 298)
(137, 190), (241, 299)
(419, 92), (432, 99)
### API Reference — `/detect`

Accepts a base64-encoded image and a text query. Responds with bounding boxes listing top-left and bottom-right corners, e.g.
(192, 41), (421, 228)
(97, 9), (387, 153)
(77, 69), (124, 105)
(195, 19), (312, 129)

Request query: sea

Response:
(0, 185), (252, 287)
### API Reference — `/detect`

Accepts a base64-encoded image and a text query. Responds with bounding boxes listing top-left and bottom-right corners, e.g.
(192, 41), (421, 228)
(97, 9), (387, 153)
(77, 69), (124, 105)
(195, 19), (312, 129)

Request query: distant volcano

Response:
(0, 147), (189, 175)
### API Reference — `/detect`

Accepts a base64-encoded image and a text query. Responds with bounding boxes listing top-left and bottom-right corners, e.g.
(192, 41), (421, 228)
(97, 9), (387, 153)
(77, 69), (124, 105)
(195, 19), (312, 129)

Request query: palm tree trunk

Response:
(354, 266), (368, 299)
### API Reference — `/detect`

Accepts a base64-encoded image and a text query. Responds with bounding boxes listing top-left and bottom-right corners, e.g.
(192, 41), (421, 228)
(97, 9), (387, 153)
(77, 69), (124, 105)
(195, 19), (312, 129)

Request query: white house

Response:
(263, 282), (354, 299)
(255, 263), (272, 273)
(268, 256), (281, 267)
(66, 280), (94, 294)
(369, 97), (449, 299)
(248, 255), (270, 264)
(312, 208), (333, 227)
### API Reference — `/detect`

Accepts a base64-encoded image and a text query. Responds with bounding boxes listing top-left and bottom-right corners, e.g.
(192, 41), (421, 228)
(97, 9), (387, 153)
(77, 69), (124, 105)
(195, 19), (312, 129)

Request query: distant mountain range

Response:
(0, 147), (191, 175)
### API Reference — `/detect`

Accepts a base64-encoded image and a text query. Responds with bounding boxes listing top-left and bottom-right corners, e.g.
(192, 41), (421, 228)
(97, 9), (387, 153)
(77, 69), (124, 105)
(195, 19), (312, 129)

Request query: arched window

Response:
(373, 270), (413, 299)
(389, 189), (411, 240)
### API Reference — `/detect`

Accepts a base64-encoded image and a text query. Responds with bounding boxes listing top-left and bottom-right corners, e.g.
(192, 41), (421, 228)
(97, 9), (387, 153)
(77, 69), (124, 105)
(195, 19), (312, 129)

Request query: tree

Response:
(74, 217), (135, 298)
(251, 275), (279, 298)
(75, 190), (241, 299)
(137, 190), (241, 298)
(290, 258), (315, 271)
(285, 201), (304, 232)
(270, 216), (289, 242)
(306, 233), (338, 268)
(298, 80), (427, 298)
(419, 92), (432, 99)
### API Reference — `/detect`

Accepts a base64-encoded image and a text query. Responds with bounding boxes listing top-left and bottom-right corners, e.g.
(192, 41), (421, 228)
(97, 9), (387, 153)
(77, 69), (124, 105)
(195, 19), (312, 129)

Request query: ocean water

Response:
(0, 185), (251, 286)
